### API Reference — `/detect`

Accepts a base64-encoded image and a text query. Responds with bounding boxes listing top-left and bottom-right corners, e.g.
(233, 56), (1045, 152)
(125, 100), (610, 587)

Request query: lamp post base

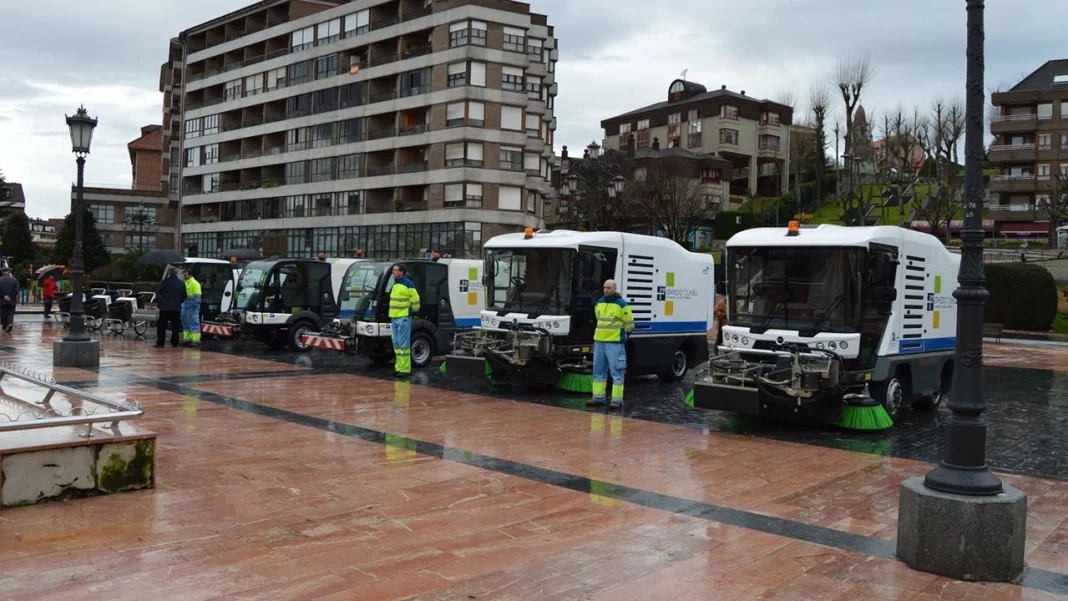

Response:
(53, 339), (100, 368)
(897, 477), (1027, 582)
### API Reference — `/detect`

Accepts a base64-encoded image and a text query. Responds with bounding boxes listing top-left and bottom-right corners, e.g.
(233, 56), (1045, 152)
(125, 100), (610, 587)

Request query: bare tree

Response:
(1040, 158), (1068, 247)
(809, 84), (831, 172)
(913, 183), (960, 241)
(627, 158), (717, 247)
(877, 105), (924, 185)
(776, 88), (799, 112)
(835, 54), (875, 158)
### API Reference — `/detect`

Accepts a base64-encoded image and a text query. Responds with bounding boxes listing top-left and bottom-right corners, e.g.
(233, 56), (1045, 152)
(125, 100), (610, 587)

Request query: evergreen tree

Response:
(51, 210), (111, 274)
(1, 211), (36, 264)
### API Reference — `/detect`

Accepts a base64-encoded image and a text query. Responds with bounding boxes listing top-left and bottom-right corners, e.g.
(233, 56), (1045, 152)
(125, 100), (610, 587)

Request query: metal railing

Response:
(0, 362), (143, 438)
(991, 114), (1037, 122)
(989, 144), (1034, 152)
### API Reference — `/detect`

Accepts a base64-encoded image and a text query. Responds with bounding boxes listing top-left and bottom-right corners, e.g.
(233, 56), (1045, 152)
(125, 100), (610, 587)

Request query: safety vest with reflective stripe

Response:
(184, 276), (202, 299)
(593, 295), (634, 342)
(388, 276), (421, 319)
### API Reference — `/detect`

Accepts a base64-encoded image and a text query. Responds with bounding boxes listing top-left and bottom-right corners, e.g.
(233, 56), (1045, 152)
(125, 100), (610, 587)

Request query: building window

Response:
(286, 93), (312, 118)
(400, 68), (430, 98)
(339, 118), (366, 144)
(1062, 133), (1068, 149)
(470, 62), (486, 87)
(721, 105), (739, 119)
(286, 161), (307, 185)
(503, 26), (526, 53)
(185, 147), (201, 168)
(184, 118), (201, 139)
(245, 73), (264, 96)
(668, 113), (682, 145)
(344, 10), (369, 37)
(267, 67), (286, 91)
(288, 60), (312, 86)
(309, 158), (335, 183)
(291, 26), (314, 51)
(316, 55), (339, 80)
(502, 106), (524, 131)
(526, 76), (542, 99)
(720, 129), (739, 145)
(1038, 164), (1051, 179)
(500, 146), (523, 171)
(465, 142), (483, 167)
(224, 79), (242, 101)
(759, 135), (780, 151)
(312, 89), (338, 113)
(124, 234), (157, 249)
(445, 183), (483, 208)
(619, 123), (632, 135)
(1038, 103), (1053, 120)
(1062, 102), (1068, 120)
(340, 82), (366, 108)
(502, 66), (524, 92)
(524, 152), (540, 172)
(527, 38), (543, 59)
(637, 119), (650, 130)
(499, 186), (522, 211)
(762, 111), (781, 126)
(525, 113), (540, 138)
(170, 175), (179, 191)
(338, 154), (363, 179)
(446, 102), (465, 127)
(701, 168), (722, 182)
(202, 114), (219, 136)
(469, 102), (485, 127)
(312, 123), (335, 148)
(317, 18), (341, 45)
(202, 173), (220, 193)
(286, 195), (307, 218)
(89, 204), (114, 224)
(312, 193), (333, 216)
(1061, 164), (1068, 178)
(337, 191), (363, 214)
(287, 127), (311, 151)
(1039, 133), (1052, 150)
(203, 144), (219, 165)
(448, 62), (467, 87)
(449, 20), (487, 47)
(446, 143), (465, 167)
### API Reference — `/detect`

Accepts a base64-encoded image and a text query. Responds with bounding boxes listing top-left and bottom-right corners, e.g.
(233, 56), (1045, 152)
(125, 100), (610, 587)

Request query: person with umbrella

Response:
(41, 272), (57, 320)
(155, 266), (185, 348)
(181, 268), (202, 346)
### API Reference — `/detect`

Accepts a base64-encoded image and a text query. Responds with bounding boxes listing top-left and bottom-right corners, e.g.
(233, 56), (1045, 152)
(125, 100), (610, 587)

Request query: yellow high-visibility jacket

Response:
(388, 276), (420, 319)
(593, 294), (634, 342)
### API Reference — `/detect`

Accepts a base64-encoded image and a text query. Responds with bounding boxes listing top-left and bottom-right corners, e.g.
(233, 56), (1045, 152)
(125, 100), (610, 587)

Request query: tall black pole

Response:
(924, 0), (1002, 496)
(65, 156), (89, 342)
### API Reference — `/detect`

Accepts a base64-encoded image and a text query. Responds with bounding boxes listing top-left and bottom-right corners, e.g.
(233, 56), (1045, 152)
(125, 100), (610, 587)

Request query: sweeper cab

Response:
(301, 256), (483, 369)
(689, 223), (960, 429)
(446, 229), (714, 386)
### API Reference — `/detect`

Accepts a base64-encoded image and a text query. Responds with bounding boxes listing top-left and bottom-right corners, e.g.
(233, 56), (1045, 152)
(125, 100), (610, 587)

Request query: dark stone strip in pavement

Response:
(63, 368), (326, 390)
(1020, 567), (1068, 596)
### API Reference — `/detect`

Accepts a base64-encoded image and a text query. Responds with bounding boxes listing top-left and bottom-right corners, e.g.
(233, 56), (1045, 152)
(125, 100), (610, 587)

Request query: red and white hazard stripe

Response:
(301, 333), (347, 351)
(201, 323), (234, 336)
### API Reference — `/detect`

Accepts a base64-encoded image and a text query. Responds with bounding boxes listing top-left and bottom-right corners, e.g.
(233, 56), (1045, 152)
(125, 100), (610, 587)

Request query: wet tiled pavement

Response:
(0, 319), (1066, 600)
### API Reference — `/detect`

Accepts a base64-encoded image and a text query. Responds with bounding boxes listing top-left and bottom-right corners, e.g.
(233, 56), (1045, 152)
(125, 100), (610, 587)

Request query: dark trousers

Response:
(0, 305), (14, 329)
(43, 296), (53, 318)
(157, 310), (181, 346)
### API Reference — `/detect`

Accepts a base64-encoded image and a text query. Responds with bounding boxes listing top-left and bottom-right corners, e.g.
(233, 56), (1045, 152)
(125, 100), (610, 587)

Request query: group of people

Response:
(155, 267), (202, 348)
(0, 269), (57, 331)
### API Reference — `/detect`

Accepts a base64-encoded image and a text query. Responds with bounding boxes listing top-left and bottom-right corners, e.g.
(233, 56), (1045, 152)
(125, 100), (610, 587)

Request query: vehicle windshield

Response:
(340, 261), (390, 319)
(235, 261), (275, 311)
(486, 248), (574, 316)
(730, 246), (864, 334)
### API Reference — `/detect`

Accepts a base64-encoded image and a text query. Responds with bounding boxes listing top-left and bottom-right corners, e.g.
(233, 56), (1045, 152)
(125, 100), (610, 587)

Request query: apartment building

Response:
(990, 59), (1068, 238)
(0, 181), (26, 215)
(70, 125), (178, 253)
(164, 0), (557, 260)
(600, 79), (792, 209)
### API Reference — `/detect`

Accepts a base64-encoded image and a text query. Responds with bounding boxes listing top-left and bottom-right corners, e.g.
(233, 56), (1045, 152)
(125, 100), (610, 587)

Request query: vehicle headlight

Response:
(816, 342), (825, 349)
(741, 337), (749, 346)
(839, 341), (849, 350)
(731, 334), (739, 342)
(828, 341), (837, 350)
(553, 321), (560, 329)
(365, 325), (375, 334)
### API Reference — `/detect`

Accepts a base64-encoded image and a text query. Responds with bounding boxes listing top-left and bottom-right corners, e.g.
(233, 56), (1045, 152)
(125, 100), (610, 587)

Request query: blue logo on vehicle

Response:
(656, 286), (666, 301)
(927, 292), (934, 311)
(459, 279), (469, 292)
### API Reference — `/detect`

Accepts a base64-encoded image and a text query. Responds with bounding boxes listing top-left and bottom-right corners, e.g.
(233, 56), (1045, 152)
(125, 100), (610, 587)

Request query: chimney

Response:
(652, 137), (660, 150)
(741, 90), (746, 96)
(583, 148), (590, 159)
(721, 85), (726, 90)
(627, 133), (636, 157)
(561, 145), (568, 161)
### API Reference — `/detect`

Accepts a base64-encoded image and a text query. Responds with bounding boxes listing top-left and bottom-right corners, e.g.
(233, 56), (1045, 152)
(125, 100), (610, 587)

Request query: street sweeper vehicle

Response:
(687, 223), (960, 431)
(445, 229), (714, 390)
(231, 258), (361, 351)
(122, 258), (242, 338)
(301, 257), (484, 369)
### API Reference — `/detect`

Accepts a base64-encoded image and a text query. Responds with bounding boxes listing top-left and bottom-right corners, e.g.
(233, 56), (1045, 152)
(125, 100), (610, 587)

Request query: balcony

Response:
(988, 174), (1036, 193)
(988, 144), (1035, 163)
(990, 113), (1038, 135)
(989, 203), (1049, 222)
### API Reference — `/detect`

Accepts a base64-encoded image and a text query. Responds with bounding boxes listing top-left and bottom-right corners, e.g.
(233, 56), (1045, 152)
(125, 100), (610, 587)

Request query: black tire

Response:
(410, 331), (435, 369)
(287, 321), (316, 352)
(133, 321), (148, 337)
(657, 346), (689, 382)
(914, 363), (951, 411)
(874, 375), (906, 420)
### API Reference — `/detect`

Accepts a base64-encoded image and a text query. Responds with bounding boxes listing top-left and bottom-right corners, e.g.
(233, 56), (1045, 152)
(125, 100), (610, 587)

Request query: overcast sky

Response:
(0, 0), (1063, 218)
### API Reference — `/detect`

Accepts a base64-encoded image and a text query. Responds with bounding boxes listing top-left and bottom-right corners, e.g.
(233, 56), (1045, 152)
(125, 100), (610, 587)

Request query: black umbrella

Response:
(138, 249), (185, 265)
(217, 248), (262, 261)
(36, 265), (63, 283)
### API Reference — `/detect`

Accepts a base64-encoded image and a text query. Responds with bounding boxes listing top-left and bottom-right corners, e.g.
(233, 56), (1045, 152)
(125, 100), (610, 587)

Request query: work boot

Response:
(587, 398), (606, 407)
(609, 399), (623, 410)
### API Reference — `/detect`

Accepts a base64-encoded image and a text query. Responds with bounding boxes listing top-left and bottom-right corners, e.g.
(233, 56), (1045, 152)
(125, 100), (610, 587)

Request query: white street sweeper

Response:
(688, 222), (960, 430)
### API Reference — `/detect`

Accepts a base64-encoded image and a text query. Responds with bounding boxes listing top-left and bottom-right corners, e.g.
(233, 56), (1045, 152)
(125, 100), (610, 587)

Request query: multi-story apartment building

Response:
(600, 79), (792, 209)
(989, 59), (1068, 238)
(70, 125), (178, 253)
(164, 0), (557, 259)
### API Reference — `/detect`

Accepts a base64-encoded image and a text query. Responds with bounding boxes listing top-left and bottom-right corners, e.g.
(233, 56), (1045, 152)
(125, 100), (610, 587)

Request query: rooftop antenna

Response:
(680, 69), (688, 81)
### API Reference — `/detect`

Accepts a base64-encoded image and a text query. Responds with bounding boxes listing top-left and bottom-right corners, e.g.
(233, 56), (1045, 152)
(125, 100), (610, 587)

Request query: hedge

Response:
(983, 263), (1057, 331)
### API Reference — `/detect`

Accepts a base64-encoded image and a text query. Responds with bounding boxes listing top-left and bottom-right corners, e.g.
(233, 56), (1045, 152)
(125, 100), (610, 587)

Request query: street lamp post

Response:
(55, 106), (101, 367)
(122, 199), (160, 253)
(896, 1), (1026, 582)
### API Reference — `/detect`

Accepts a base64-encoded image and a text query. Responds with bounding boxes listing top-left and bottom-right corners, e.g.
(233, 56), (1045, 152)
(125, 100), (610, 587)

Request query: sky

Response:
(0, 0), (1063, 219)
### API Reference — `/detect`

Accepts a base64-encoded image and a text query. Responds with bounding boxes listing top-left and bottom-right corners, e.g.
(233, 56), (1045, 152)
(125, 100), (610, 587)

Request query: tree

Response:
(626, 158), (718, 247)
(559, 148), (629, 232)
(913, 183), (960, 241)
(51, 210), (111, 274)
(835, 54), (875, 158)
(809, 84), (831, 178)
(877, 105), (924, 185)
(1040, 160), (1068, 247)
(1, 211), (36, 265)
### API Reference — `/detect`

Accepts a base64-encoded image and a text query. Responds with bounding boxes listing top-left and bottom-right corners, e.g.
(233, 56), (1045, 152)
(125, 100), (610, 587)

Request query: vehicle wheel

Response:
(410, 332), (435, 369)
(914, 363), (951, 411)
(288, 321), (316, 352)
(110, 321), (125, 336)
(133, 321), (148, 336)
(875, 376), (906, 420)
(657, 346), (689, 382)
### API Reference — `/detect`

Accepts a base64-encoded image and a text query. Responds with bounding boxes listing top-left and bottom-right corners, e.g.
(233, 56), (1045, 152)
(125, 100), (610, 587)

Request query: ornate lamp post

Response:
(896, 0), (1026, 582)
(122, 200), (160, 253)
(55, 106), (100, 367)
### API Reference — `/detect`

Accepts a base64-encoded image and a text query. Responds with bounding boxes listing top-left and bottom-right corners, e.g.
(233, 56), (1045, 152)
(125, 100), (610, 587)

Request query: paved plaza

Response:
(0, 320), (1065, 600)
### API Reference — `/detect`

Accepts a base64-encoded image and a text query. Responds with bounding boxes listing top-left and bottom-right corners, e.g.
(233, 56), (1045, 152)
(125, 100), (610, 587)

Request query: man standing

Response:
(181, 269), (202, 347)
(388, 264), (420, 377)
(41, 274), (57, 320)
(588, 279), (634, 410)
(0, 268), (19, 333)
(155, 267), (185, 348)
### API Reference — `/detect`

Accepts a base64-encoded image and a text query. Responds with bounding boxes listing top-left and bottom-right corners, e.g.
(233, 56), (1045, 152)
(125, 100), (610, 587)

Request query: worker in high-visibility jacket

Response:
(181, 269), (202, 346)
(388, 263), (420, 376)
(589, 279), (634, 409)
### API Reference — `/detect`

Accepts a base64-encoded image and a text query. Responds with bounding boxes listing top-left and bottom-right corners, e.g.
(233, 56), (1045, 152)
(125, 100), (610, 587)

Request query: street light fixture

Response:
(611, 174), (626, 198)
(64, 106), (97, 344)
(121, 200), (160, 253)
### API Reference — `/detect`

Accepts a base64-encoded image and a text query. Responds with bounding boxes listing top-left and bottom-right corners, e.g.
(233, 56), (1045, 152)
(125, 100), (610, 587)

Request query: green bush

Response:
(983, 263), (1057, 331)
